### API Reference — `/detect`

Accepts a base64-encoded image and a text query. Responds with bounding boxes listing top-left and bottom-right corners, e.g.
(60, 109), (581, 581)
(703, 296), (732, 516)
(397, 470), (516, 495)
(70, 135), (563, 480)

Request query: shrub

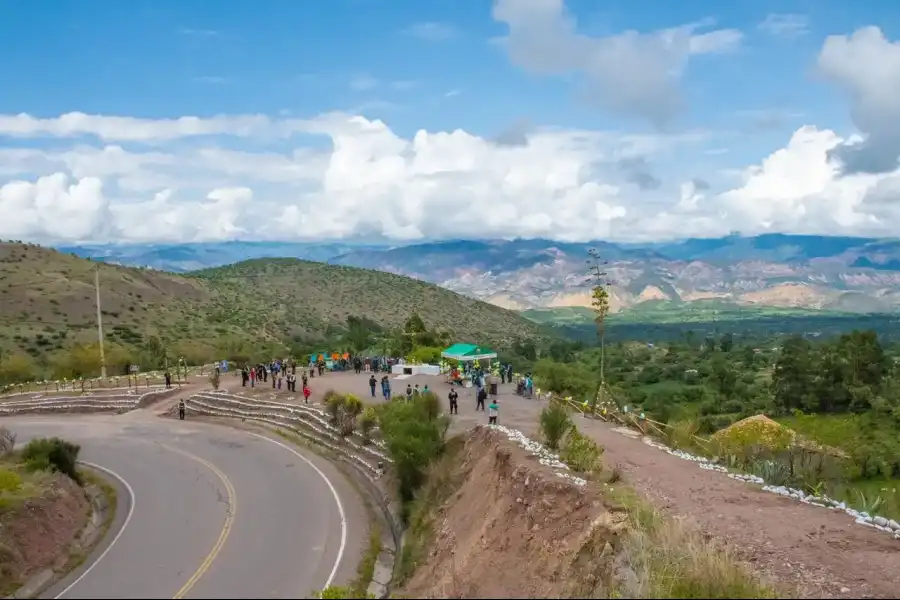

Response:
(20, 437), (82, 484)
(323, 390), (342, 425)
(0, 468), (22, 493)
(325, 392), (364, 436)
(359, 407), (377, 444)
(540, 400), (572, 450)
(311, 585), (374, 599)
(378, 394), (449, 512)
(339, 394), (364, 436)
(208, 370), (220, 390)
(560, 428), (604, 473)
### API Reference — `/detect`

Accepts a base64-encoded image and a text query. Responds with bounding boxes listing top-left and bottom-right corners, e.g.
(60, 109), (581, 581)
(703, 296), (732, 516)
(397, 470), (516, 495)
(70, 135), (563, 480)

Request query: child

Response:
(488, 400), (499, 425)
(303, 385), (311, 403)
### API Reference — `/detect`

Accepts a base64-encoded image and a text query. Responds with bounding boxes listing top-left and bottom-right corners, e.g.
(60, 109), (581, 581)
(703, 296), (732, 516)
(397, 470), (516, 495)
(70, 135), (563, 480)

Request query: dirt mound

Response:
(713, 414), (846, 457)
(0, 474), (89, 594)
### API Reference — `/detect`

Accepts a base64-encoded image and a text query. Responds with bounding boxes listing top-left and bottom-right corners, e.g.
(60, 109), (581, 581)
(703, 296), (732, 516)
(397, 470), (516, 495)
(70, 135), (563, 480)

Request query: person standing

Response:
(476, 386), (487, 411)
(178, 399), (186, 420)
(369, 374), (377, 398)
(448, 389), (458, 415)
(488, 400), (499, 425)
(405, 384), (413, 402)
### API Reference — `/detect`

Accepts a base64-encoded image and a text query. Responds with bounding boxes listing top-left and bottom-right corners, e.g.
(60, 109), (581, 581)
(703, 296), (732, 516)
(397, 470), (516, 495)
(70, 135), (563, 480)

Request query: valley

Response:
(63, 234), (900, 315)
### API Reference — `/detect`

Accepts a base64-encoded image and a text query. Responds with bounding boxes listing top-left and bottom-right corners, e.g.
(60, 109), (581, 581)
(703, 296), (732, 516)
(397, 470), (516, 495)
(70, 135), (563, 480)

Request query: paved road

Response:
(4, 411), (367, 599)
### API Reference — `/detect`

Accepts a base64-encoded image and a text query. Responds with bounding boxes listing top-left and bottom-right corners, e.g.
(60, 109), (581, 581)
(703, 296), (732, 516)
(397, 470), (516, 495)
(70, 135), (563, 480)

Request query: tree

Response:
(719, 332), (734, 353)
(0, 352), (36, 384)
(772, 335), (817, 414)
(345, 316), (373, 354)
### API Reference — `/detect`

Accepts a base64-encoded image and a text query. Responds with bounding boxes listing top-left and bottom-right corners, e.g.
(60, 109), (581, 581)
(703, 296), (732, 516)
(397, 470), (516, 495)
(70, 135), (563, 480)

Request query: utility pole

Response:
(587, 249), (611, 412)
(94, 264), (107, 378)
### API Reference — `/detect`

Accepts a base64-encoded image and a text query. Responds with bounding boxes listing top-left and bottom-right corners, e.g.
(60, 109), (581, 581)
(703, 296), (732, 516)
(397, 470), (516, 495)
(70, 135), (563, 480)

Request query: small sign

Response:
(129, 364), (140, 373)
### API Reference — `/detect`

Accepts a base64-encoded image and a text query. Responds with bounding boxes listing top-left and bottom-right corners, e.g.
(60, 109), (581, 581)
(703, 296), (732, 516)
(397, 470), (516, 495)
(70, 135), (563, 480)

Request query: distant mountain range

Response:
(59, 234), (900, 315)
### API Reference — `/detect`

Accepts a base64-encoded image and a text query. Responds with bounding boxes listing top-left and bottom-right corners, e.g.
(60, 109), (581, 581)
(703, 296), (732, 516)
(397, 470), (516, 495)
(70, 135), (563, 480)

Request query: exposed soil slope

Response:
(400, 427), (770, 600)
(0, 473), (89, 594)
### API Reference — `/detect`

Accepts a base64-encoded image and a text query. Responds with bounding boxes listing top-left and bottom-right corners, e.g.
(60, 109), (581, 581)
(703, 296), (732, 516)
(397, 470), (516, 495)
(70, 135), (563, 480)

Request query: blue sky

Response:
(0, 0), (898, 244)
(0, 0), (871, 136)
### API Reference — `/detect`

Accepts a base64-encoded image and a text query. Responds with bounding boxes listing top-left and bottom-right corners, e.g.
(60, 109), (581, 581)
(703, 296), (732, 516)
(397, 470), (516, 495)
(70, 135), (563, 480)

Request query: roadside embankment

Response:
(0, 432), (116, 598)
(396, 425), (777, 599)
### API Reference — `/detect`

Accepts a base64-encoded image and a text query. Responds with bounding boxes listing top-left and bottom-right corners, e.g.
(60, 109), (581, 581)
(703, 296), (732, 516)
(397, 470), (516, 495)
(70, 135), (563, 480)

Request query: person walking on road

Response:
(405, 384), (413, 402)
(178, 399), (186, 420)
(448, 389), (458, 415)
(476, 386), (487, 411)
(303, 384), (311, 403)
(369, 374), (377, 398)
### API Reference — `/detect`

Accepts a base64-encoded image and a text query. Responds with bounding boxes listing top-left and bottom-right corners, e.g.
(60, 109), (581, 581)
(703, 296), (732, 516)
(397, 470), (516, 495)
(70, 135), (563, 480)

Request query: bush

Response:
(378, 394), (449, 512)
(0, 468), (22, 493)
(325, 392), (363, 436)
(323, 390), (343, 425)
(20, 437), (82, 484)
(540, 400), (572, 450)
(560, 428), (604, 473)
(311, 585), (374, 599)
(359, 407), (377, 444)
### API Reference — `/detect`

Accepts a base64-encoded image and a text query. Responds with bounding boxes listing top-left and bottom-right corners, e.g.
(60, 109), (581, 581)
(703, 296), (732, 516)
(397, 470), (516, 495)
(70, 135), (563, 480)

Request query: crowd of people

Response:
(225, 353), (516, 425)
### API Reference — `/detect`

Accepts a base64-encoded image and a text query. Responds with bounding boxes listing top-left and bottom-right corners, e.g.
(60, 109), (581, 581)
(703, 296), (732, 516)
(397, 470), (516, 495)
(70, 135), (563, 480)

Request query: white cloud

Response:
(404, 22), (458, 41)
(758, 14), (809, 39)
(491, 0), (743, 125)
(1, 111), (898, 245)
(818, 26), (900, 174)
(0, 112), (307, 142)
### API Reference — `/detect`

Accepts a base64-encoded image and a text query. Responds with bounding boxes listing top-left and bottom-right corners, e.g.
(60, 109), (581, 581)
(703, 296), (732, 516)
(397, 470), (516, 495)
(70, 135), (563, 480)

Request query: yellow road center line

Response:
(162, 444), (237, 600)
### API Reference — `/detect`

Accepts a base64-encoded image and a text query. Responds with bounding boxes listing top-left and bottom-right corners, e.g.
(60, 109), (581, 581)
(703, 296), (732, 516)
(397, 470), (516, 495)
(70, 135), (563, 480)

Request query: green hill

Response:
(0, 243), (540, 379)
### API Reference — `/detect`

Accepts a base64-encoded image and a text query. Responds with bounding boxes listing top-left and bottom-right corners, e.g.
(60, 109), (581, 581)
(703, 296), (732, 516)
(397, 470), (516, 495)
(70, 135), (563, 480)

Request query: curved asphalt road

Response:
(4, 412), (368, 599)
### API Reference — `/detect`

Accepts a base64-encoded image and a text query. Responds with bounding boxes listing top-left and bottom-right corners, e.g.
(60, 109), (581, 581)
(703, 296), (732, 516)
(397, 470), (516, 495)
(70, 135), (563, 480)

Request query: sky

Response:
(1, 0), (900, 245)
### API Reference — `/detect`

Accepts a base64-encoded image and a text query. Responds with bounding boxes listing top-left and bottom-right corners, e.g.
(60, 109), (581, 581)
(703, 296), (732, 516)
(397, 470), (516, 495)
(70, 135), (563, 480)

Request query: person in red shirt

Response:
(303, 385), (311, 403)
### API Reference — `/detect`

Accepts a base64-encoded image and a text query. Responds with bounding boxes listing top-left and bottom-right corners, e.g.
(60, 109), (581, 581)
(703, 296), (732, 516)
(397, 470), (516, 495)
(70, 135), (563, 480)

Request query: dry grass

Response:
(605, 487), (778, 599)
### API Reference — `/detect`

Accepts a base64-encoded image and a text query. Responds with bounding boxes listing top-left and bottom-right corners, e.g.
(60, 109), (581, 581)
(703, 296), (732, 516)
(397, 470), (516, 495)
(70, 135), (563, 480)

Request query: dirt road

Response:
(303, 370), (900, 598)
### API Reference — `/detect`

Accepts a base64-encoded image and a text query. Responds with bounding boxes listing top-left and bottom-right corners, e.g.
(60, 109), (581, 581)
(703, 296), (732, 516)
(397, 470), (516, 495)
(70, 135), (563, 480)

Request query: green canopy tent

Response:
(441, 343), (497, 362)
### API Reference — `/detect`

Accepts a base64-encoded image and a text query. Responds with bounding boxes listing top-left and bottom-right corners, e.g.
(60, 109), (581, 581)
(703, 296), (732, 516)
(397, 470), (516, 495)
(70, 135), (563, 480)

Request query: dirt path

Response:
(308, 371), (900, 599)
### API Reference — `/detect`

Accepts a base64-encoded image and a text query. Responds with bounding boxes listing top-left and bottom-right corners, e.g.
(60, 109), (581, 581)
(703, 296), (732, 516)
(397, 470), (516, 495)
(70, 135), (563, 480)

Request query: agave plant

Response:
(855, 490), (885, 515)
(751, 458), (790, 486)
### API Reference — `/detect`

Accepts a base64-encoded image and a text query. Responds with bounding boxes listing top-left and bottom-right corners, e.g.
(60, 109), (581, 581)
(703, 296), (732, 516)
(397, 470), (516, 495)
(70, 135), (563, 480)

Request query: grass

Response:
(0, 460), (54, 512)
(776, 413), (900, 519)
(351, 523), (383, 598)
(0, 242), (541, 372)
(602, 486), (779, 599)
